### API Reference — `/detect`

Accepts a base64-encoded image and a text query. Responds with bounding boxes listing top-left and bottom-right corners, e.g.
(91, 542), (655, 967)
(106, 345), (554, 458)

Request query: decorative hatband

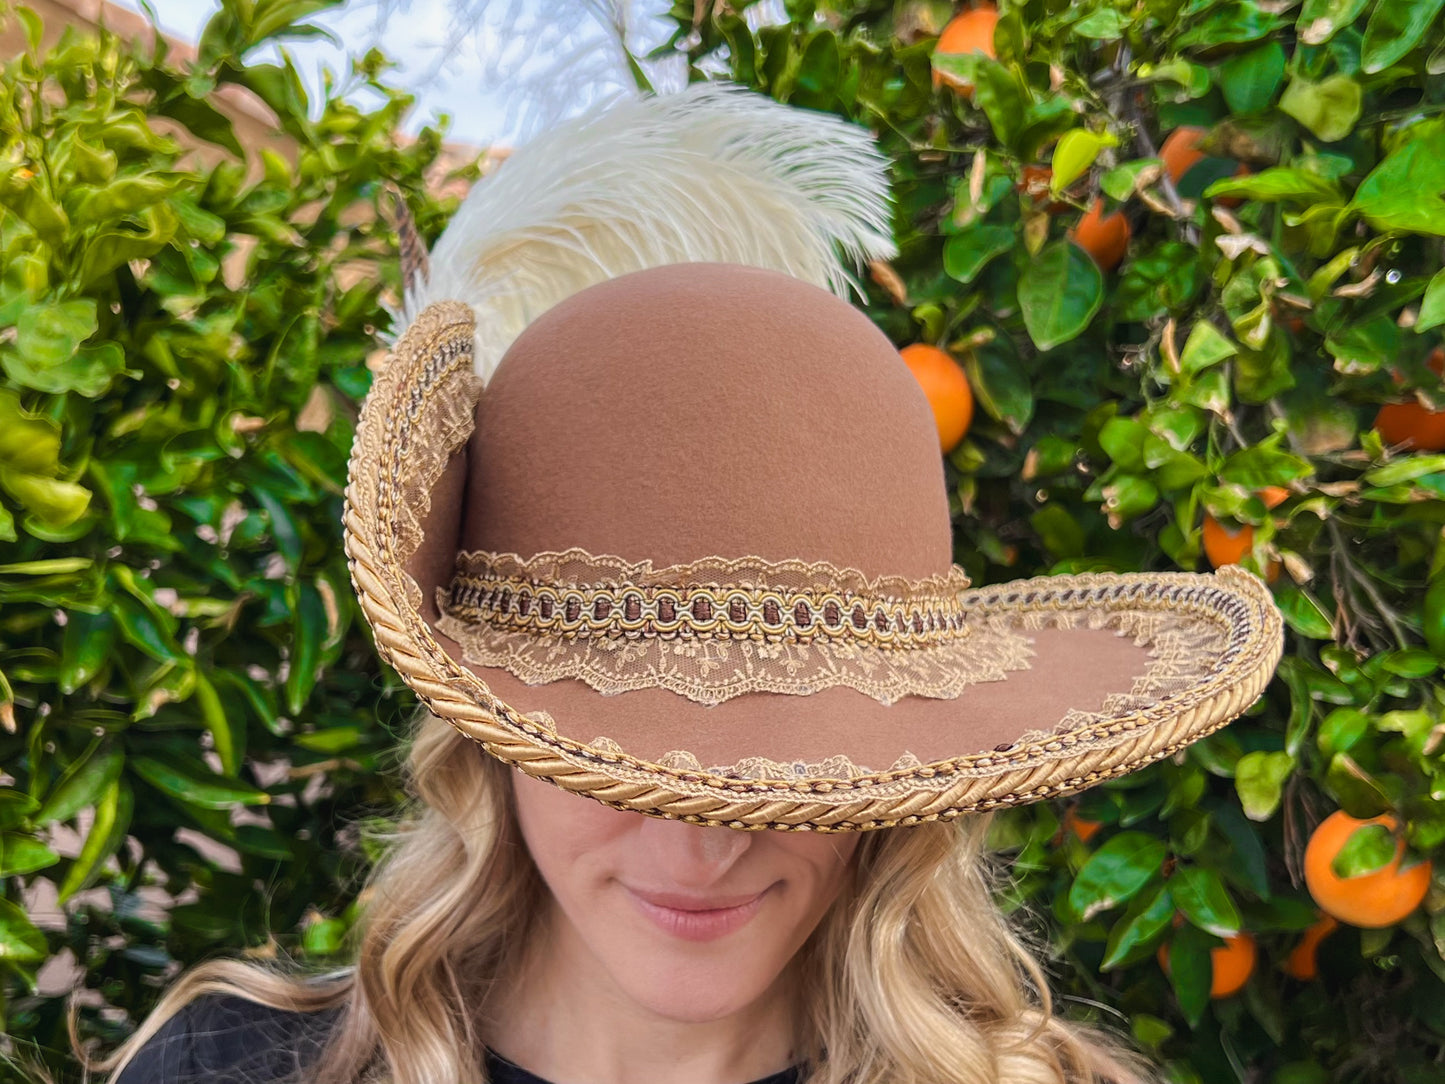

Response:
(441, 547), (974, 649)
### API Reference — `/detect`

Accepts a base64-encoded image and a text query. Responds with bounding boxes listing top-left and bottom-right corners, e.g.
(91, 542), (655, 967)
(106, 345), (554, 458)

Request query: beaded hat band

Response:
(433, 549), (982, 708)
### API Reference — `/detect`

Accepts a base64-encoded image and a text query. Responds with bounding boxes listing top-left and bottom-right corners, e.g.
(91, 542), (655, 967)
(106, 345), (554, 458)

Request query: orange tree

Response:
(4, 0), (1445, 1081)
(0, 1), (460, 1074)
(656, 0), (1445, 1081)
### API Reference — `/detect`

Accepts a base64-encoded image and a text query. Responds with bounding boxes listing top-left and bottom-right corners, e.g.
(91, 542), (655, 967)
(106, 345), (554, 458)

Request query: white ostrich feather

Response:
(384, 79), (898, 383)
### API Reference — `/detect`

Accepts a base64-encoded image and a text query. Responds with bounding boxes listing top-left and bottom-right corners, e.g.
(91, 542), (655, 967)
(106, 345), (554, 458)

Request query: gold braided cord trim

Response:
(342, 302), (1286, 830)
(435, 549), (996, 706)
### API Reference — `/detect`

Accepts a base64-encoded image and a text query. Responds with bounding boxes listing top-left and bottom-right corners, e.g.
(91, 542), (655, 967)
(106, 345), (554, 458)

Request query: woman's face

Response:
(511, 770), (861, 1024)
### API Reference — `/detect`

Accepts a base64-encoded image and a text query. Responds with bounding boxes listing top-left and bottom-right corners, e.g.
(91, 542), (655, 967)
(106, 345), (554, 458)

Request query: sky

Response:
(110, 0), (784, 149)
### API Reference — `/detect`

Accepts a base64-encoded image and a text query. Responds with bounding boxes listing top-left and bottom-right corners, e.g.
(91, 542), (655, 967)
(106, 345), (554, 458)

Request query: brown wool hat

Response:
(343, 81), (1284, 831)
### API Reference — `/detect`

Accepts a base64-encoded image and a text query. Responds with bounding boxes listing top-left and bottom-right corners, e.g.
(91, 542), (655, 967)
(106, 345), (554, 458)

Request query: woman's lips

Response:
(624, 887), (769, 942)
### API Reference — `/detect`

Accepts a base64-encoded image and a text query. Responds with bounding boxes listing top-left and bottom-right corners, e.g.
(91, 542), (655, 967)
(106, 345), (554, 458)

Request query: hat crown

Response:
(461, 262), (955, 580)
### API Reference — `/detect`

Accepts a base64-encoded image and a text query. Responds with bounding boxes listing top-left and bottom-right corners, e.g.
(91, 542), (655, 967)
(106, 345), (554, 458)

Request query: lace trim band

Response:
(434, 548), (1011, 707)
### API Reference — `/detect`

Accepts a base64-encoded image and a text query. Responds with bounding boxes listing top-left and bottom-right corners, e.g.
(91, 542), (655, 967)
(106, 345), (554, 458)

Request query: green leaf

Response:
(1180, 322), (1236, 373)
(0, 898), (47, 963)
(1332, 822), (1396, 877)
(0, 468), (91, 526)
(795, 31), (841, 108)
(60, 610), (116, 695)
(1030, 504), (1086, 558)
(1068, 831), (1168, 921)
(1019, 241), (1103, 350)
(1318, 709), (1370, 756)
(131, 753), (270, 810)
(962, 346), (1034, 435)
(1325, 315), (1400, 375)
(1170, 866), (1242, 936)
(16, 4), (42, 51)
(56, 779), (132, 903)
(0, 790), (40, 832)
(1072, 7), (1127, 39)
(1050, 129), (1116, 194)
(0, 388), (62, 473)
(1416, 268), (1445, 333)
(5, 299), (101, 394)
(0, 833), (60, 877)
(1204, 167), (1343, 204)
(1234, 750), (1295, 821)
(35, 741), (123, 825)
(1164, 920), (1215, 1026)
(1279, 74), (1362, 142)
(1211, 800), (1272, 898)
(1352, 130), (1445, 235)
(1297, 0), (1370, 45)
(1098, 417), (1147, 470)
(1219, 42), (1287, 115)
(1274, 587), (1333, 639)
(194, 671), (243, 776)
(1360, 0), (1445, 74)
(1101, 159), (1161, 202)
(286, 580), (327, 715)
(1219, 439), (1313, 488)
(1363, 455), (1445, 487)
(1101, 880), (1174, 970)
(302, 915), (349, 956)
(942, 225), (1014, 284)
(934, 54), (1029, 150)
(1379, 649), (1437, 678)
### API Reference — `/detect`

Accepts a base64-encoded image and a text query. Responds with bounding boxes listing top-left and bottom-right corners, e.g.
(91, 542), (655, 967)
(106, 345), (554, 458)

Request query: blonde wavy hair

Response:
(84, 710), (1162, 1084)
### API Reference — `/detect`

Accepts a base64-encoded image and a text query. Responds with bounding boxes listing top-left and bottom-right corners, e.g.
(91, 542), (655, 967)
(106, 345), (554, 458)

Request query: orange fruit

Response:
(1160, 127), (1210, 184)
(1157, 920), (1257, 998)
(1201, 488), (1288, 582)
(1259, 486), (1290, 510)
(1283, 914), (1339, 981)
(932, 4), (999, 96)
(1374, 347), (1445, 451)
(1159, 126), (1249, 207)
(1064, 810), (1102, 842)
(1304, 810), (1433, 928)
(899, 343), (974, 454)
(1067, 200), (1131, 272)
(1201, 517), (1280, 583)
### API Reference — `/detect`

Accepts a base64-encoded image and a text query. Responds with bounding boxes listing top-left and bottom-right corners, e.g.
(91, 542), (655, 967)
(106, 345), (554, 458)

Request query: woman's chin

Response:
(598, 935), (787, 1022)
(613, 966), (774, 1024)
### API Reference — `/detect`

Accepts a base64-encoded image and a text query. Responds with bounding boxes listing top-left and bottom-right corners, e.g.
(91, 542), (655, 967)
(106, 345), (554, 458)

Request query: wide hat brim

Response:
(344, 301), (1285, 831)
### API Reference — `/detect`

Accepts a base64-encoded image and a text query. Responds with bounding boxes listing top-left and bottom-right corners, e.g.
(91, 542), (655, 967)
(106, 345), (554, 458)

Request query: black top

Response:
(115, 994), (802, 1084)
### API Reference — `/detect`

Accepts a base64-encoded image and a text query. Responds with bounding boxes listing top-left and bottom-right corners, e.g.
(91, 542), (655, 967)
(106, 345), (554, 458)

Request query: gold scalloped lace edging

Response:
(496, 575), (1237, 786)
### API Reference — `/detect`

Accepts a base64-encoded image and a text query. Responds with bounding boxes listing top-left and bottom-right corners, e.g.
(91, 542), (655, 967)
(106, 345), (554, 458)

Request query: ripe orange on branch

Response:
(1304, 811), (1432, 929)
(1282, 914), (1339, 981)
(1201, 487), (1288, 582)
(1159, 126), (1249, 207)
(1157, 915), (1257, 999)
(1374, 347), (1445, 451)
(899, 343), (974, 454)
(1068, 200), (1131, 272)
(931, 4), (999, 96)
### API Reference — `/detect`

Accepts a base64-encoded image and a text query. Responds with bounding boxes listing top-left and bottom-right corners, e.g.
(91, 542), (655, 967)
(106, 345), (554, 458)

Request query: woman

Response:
(102, 711), (1164, 1084)
(91, 80), (1283, 1084)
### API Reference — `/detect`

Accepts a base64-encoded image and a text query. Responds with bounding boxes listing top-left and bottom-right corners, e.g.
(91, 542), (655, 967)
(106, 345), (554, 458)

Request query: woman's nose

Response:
(633, 814), (752, 887)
